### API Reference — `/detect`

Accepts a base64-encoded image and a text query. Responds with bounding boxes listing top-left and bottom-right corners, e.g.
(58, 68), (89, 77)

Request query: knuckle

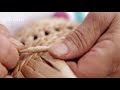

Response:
(65, 29), (89, 54)
(74, 29), (88, 50)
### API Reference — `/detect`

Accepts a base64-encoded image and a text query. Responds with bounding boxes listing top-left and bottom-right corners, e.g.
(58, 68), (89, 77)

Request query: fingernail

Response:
(50, 43), (69, 57)
(0, 24), (12, 38)
(9, 38), (24, 50)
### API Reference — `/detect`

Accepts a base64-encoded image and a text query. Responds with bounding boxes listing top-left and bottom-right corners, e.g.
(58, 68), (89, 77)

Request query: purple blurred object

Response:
(54, 12), (69, 19)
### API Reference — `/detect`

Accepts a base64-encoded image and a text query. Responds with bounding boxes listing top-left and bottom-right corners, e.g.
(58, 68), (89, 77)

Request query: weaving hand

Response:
(49, 12), (120, 78)
(0, 25), (23, 78)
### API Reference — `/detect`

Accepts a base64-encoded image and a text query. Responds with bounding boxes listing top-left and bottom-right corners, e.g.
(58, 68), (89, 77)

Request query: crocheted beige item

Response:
(12, 18), (79, 78)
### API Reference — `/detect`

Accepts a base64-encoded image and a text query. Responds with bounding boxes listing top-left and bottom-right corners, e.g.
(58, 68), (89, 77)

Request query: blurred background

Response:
(0, 12), (89, 34)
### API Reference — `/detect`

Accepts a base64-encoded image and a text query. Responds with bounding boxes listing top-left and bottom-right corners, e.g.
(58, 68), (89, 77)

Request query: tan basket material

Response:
(12, 18), (79, 78)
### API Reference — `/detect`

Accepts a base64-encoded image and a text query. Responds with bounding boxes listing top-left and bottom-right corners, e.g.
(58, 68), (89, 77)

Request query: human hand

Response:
(49, 12), (120, 78)
(0, 25), (23, 78)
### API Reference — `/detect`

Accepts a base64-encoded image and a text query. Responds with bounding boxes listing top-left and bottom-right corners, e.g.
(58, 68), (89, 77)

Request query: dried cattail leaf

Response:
(19, 46), (50, 53)
(21, 65), (46, 78)
(13, 71), (25, 78)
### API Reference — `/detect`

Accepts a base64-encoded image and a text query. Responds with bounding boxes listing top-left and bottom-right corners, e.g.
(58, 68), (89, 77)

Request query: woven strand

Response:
(19, 46), (50, 53)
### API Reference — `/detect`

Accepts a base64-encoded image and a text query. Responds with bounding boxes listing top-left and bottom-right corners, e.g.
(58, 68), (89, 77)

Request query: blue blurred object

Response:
(74, 12), (84, 23)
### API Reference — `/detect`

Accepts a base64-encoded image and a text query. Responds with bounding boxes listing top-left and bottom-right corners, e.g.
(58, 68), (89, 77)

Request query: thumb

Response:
(49, 12), (116, 60)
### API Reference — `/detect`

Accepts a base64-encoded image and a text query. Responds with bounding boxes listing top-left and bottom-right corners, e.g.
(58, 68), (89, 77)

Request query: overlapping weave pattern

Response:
(12, 18), (78, 78)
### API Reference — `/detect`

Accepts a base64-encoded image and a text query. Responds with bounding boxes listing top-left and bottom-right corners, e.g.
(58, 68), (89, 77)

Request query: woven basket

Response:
(11, 18), (78, 78)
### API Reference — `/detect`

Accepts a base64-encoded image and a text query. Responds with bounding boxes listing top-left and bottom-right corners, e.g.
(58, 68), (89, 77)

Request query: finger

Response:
(0, 25), (24, 50)
(0, 63), (8, 78)
(0, 24), (12, 38)
(68, 14), (120, 78)
(5, 75), (13, 78)
(0, 35), (19, 70)
(49, 12), (116, 60)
